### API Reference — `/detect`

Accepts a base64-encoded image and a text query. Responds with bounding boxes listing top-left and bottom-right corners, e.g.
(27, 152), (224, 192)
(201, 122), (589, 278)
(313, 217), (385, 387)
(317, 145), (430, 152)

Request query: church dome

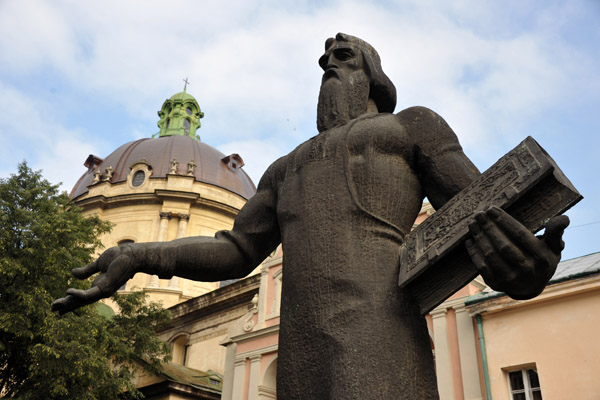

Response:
(70, 89), (256, 200)
(70, 135), (256, 200)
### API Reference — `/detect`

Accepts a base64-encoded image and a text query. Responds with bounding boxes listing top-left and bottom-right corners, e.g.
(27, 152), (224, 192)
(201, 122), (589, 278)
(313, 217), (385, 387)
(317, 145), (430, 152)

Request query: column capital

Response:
(178, 214), (190, 221)
(453, 303), (467, 314)
(249, 354), (262, 362)
(234, 358), (246, 367)
(430, 307), (448, 319)
(159, 211), (172, 219)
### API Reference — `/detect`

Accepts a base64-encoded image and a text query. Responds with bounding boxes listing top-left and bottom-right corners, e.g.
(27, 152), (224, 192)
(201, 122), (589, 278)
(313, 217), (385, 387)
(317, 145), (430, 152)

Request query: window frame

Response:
(506, 366), (542, 400)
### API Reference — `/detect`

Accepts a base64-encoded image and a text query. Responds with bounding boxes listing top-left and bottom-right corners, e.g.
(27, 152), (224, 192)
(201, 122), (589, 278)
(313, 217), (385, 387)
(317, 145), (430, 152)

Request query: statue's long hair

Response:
(321, 33), (397, 113)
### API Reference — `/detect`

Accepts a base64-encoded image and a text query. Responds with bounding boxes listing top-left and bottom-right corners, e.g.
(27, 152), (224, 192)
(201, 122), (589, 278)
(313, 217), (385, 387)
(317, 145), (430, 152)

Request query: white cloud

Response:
(0, 81), (101, 191)
(0, 0), (77, 73)
(35, 134), (98, 193)
(1, 0), (587, 153)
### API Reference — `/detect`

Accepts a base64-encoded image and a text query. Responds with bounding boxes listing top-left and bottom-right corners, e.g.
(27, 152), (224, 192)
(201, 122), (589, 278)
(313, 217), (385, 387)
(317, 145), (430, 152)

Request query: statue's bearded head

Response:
(317, 33), (397, 133)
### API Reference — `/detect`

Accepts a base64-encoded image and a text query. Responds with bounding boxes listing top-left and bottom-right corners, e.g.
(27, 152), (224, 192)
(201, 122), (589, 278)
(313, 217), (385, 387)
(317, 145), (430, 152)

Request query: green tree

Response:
(0, 162), (171, 399)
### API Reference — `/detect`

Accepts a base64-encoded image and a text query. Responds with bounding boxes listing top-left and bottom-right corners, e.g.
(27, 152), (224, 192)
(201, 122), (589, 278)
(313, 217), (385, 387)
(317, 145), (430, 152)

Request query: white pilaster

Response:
(167, 214), (189, 290)
(231, 358), (246, 400)
(176, 213), (189, 238)
(432, 307), (454, 400)
(221, 342), (237, 400)
(148, 211), (171, 288)
(248, 354), (261, 400)
(455, 304), (483, 400)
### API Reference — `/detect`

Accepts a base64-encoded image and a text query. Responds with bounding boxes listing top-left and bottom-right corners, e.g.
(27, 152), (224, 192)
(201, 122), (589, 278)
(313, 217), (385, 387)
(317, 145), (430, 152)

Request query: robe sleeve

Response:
(144, 156), (286, 282)
(398, 106), (481, 210)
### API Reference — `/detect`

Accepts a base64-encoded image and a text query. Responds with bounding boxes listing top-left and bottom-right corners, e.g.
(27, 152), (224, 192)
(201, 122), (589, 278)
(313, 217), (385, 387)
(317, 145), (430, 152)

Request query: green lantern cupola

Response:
(157, 86), (204, 140)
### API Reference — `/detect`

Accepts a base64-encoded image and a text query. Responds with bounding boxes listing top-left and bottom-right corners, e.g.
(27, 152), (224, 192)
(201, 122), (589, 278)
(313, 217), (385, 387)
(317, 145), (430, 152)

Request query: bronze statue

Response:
(54, 33), (568, 399)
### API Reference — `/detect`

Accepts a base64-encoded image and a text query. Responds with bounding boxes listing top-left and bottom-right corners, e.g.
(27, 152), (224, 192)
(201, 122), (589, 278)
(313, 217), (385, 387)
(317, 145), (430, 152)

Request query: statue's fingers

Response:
(470, 213), (525, 281)
(91, 254), (133, 295)
(543, 215), (570, 254)
(72, 260), (100, 279)
(485, 206), (539, 253)
(466, 236), (519, 292)
(52, 294), (88, 315)
(469, 213), (498, 259)
(475, 211), (529, 266)
(66, 286), (104, 303)
(465, 239), (491, 278)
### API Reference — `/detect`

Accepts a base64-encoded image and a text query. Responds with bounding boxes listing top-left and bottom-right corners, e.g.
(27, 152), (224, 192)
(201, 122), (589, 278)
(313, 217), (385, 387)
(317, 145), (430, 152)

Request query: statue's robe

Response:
(222, 107), (479, 399)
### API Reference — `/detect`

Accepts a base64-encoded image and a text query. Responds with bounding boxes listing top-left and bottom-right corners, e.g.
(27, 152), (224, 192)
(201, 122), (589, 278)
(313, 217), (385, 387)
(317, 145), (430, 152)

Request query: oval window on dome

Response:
(132, 170), (146, 187)
(185, 107), (193, 116)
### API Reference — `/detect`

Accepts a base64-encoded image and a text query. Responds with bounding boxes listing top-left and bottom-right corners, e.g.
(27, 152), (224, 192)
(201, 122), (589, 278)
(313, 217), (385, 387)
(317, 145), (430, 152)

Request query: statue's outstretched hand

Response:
(52, 245), (139, 314)
(465, 206), (569, 300)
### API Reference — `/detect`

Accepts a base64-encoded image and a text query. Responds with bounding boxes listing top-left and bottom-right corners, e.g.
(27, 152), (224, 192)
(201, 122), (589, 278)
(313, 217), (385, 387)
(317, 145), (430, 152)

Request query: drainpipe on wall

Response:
(476, 314), (492, 400)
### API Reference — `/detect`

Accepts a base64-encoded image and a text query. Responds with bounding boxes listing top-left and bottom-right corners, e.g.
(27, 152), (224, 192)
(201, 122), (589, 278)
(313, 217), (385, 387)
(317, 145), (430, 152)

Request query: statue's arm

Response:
(399, 106), (568, 299)
(396, 106), (480, 209)
(53, 157), (285, 314)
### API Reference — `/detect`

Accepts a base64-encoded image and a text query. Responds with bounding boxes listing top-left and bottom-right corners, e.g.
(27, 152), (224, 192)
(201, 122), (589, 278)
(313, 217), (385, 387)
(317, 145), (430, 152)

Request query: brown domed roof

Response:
(71, 135), (256, 200)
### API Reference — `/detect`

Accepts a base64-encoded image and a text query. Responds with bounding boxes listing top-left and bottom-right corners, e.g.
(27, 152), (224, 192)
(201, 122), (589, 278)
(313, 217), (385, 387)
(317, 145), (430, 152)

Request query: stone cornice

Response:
(154, 189), (200, 201)
(74, 189), (242, 217)
(431, 295), (471, 315)
(260, 256), (283, 269)
(75, 193), (162, 210)
(466, 274), (600, 316)
(231, 334), (279, 360)
(195, 197), (241, 218)
(163, 274), (261, 326)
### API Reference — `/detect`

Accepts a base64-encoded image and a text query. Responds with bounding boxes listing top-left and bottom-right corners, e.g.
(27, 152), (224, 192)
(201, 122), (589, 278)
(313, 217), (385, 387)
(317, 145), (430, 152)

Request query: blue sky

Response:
(1, 0), (599, 260)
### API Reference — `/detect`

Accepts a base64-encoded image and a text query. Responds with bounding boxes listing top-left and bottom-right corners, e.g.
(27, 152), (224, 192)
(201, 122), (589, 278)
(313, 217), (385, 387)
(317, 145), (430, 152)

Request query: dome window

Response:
(221, 154), (245, 172)
(185, 106), (193, 116)
(183, 118), (190, 135)
(166, 118), (170, 129)
(127, 159), (152, 189)
(132, 170), (146, 187)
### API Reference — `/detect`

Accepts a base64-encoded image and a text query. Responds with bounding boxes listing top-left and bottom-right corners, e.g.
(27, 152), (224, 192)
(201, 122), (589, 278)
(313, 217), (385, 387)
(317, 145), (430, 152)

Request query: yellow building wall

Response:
(479, 277), (600, 400)
(76, 174), (249, 310)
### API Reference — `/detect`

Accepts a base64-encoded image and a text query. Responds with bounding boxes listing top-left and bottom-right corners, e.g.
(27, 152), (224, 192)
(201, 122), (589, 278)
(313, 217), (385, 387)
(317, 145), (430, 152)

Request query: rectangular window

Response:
(508, 368), (542, 400)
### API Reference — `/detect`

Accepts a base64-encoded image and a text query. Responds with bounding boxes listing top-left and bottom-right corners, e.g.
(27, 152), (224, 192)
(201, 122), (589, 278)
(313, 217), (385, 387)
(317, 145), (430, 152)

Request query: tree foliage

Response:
(0, 162), (171, 399)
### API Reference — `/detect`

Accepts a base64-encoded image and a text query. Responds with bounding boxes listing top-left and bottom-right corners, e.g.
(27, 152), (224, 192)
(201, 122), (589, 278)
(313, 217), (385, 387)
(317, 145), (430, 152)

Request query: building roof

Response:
(465, 251), (600, 305)
(136, 359), (222, 399)
(548, 251), (600, 282)
(158, 362), (222, 393)
(70, 135), (256, 200)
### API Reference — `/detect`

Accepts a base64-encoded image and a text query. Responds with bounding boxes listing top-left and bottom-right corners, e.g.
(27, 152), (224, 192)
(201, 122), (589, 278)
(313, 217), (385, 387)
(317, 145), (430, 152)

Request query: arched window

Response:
(183, 118), (190, 135)
(259, 358), (277, 399)
(171, 335), (189, 365)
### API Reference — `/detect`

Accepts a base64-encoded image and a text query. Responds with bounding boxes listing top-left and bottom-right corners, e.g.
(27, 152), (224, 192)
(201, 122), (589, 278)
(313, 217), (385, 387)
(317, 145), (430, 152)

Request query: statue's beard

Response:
(317, 70), (370, 133)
